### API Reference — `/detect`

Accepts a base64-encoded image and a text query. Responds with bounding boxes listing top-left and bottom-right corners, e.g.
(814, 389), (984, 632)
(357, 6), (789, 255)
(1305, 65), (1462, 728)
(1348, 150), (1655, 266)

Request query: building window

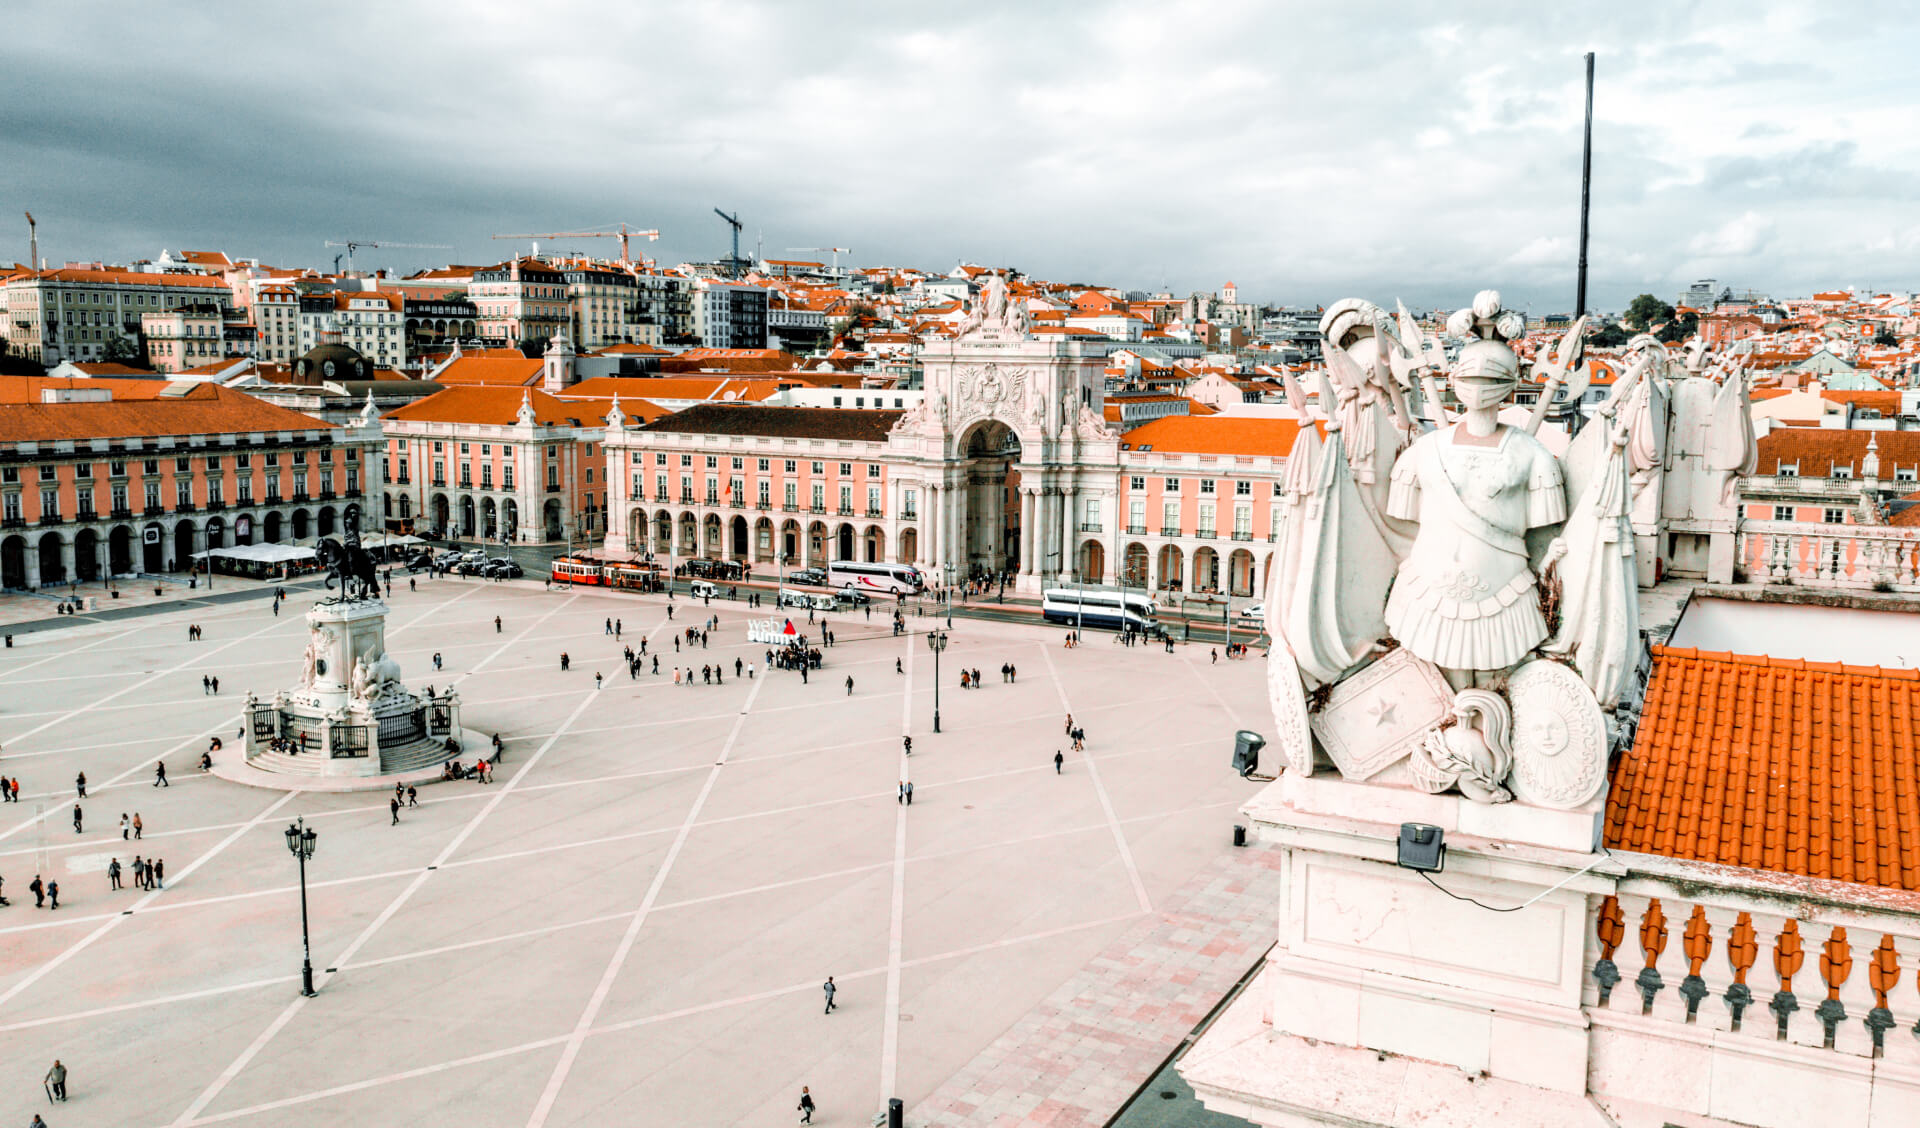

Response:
(812, 461), (824, 474)
(867, 464), (880, 478)
(706, 479), (719, 504)
(1200, 479), (1216, 494)
(758, 458), (769, 472)
(1776, 462), (1798, 477)
(1824, 508), (1845, 524)
(1198, 501), (1215, 537)
(1234, 503), (1252, 536)
(1830, 465), (1853, 480)
(706, 455), (717, 468)
(41, 489), (58, 518)
(811, 483), (825, 510)
(868, 486), (881, 513)
(758, 481), (770, 506)
(1773, 505), (1793, 522)
(177, 480), (192, 507)
(903, 489), (917, 519)
(1130, 476), (1145, 490)
(656, 452), (667, 465)
(785, 460), (797, 473)
(1234, 480), (1251, 496)
(1163, 477), (1179, 492)
(655, 473), (666, 499)
(681, 454), (692, 467)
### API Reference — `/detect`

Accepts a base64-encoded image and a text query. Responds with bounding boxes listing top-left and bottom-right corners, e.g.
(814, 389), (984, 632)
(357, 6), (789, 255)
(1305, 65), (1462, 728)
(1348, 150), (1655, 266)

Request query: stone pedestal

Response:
(1181, 774), (1622, 1126)
(243, 597), (461, 780)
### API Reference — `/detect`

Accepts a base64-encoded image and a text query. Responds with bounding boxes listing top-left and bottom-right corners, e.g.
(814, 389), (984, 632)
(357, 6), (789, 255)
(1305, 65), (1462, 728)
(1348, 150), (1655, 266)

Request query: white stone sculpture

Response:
(1408, 687), (1514, 803)
(1505, 659), (1608, 809)
(350, 652), (372, 701)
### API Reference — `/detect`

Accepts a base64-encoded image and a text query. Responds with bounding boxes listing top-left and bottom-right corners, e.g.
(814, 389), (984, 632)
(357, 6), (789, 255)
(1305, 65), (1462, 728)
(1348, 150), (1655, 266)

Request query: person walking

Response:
(131, 856), (145, 891)
(595, 672), (604, 690)
(615, 618), (622, 639)
(202, 674), (211, 695)
(903, 735), (912, 756)
(1211, 648), (1218, 664)
(560, 652), (570, 671)
(44, 1060), (67, 1102)
(154, 761), (168, 787)
(822, 976), (837, 1014)
(1055, 750), (1065, 774)
(109, 857), (122, 890)
(120, 812), (129, 839)
(31, 1113), (47, 1127)
(905, 781), (914, 805)
(46, 880), (58, 909)
(898, 780), (906, 805)
(390, 796), (401, 825)
(74, 771), (87, 798)
(30, 874), (44, 908)
(495, 616), (503, 633)
(407, 785), (418, 808)
(845, 675), (854, 697)
(895, 657), (902, 674)
(210, 676), (219, 694)
(72, 804), (82, 834)
(797, 1086), (815, 1125)
(132, 812), (143, 839)
(153, 858), (164, 889)
(604, 617), (613, 635)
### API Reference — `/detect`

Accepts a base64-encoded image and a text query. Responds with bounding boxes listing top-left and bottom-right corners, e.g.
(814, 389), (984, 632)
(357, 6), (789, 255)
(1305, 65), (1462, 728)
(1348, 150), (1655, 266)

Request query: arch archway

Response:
(38, 532), (66, 585)
(781, 519), (801, 562)
(174, 521), (197, 572)
(542, 499), (563, 541)
(863, 525), (883, 563)
(107, 525), (134, 575)
(1079, 540), (1106, 584)
(1123, 542), (1149, 587)
(143, 523), (166, 573)
(806, 521), (827, 566)
(898, 527), (918, 564)
(318, 506), (337, 537)
(1156, 544), (1183, 592)
(836, 523), (855, 562)
(952, 419), (1023, 577)
(1, 535), (25, 589)
(205, 516), (227, 550)
(678, 512), (698, 554)
(1193, 546), (1219, 593)
(292, 508), (310, 540)
(482, 497), (498, 541)
(264, 511), (283, 543)
(703, 514), (723, 556)
(730, 515), (749, 559)
(73, 528), (100, 583)
(754, 517), (774, 562)
(430, 495), (450, 537)
(1228, 549), (1255, 597)
(654, 511), (673, 553)
(503, 499), (518, 541)
(459, 496), (476, 538)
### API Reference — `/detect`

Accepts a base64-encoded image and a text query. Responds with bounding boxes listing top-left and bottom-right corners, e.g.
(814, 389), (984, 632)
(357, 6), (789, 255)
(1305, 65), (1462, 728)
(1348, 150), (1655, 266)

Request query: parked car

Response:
(834, 589), (871, 607)
(404, 550), (436, 572)
(433, 550), (463, 568)
(1238, 602), (1264, 620)
(790, 567), (827, 587)
(778, 590), (812, 609)
(689, 580), (718, 599)
(483, 560), (524, 579)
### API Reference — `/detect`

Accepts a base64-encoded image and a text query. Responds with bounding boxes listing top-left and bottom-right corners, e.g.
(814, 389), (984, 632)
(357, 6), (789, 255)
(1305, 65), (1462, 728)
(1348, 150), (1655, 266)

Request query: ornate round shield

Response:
(1506, 659), (1607, 809)
(1267, 639), (1316, 776)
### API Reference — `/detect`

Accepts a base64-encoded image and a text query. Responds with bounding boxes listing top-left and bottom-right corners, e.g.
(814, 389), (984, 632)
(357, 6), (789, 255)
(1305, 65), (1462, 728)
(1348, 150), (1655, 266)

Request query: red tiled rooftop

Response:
(1606, 645), (1920, 891)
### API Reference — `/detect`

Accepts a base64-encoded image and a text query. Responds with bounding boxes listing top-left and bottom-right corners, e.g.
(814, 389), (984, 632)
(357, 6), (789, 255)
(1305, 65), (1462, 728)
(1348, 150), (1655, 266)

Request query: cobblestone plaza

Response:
(0, 578), (1271, 1126)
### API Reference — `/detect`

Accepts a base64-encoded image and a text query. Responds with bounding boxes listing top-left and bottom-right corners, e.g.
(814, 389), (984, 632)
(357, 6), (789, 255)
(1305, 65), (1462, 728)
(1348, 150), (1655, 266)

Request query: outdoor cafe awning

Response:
(192, 543), (317, 564)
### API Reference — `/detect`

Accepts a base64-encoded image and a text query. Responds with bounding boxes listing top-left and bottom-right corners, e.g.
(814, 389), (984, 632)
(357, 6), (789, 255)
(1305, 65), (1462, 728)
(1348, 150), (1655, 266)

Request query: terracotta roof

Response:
(591, 342), (670, 356)
(1820, 389), (1903, 412)
(660, 349), (803, 374)
(0, 375), (175, 403)
(1120, 414), (1305, 456)
(565, 376), (780, 402)
(0, 382), (334, 443)
(1756, 429), (1920, 475)
(641, 403), (902, 443)
(62, 362), (152, 376)
(19, 268), (230, 289)
(1608, 645), (1920, 891)
(433, 357), (544, 386)
(385, 386), (601, 428)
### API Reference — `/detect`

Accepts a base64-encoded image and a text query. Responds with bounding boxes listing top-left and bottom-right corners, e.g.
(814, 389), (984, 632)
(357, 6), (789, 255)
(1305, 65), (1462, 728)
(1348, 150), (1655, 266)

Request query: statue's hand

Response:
(1544, 537), (1569, 566)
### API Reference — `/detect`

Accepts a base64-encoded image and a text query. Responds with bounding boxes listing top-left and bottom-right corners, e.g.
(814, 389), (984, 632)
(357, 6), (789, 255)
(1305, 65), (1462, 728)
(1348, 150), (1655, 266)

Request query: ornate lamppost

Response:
(927, 629), (948, 734)
(284, 816), (319, 997)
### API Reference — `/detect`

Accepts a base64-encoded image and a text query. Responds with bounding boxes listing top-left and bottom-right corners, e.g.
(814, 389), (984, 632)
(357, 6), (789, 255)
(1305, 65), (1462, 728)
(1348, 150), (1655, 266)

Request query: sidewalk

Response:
(0, 573), (322, 636)
(910, 844), (1283, 1128)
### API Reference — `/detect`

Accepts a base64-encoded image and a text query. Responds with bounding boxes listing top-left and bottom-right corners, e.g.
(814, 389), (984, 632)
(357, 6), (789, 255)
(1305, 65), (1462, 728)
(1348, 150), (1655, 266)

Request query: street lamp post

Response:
(927, 629), (947, 734)
(284, 816), (319, 997)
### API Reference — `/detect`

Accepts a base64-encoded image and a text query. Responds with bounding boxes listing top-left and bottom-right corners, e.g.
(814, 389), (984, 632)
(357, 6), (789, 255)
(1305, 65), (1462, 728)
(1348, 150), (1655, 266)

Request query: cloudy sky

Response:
(3, 2), (1915, 312)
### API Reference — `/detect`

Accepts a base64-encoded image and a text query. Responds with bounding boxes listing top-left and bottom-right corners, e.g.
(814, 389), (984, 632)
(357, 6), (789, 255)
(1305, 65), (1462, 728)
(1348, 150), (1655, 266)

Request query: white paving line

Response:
(524, 669), (767, 1128)
(163, 909), (1144, 1128)
(0, 626), (140, 683)
(1039, 640), (1154, 913)
(0, 789), (297, 1012)
(880, 630), (913, 1105)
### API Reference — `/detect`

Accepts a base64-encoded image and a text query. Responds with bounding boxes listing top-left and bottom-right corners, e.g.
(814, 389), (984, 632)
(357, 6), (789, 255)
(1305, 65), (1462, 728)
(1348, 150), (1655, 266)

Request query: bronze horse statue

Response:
(318, 503), (380, 601)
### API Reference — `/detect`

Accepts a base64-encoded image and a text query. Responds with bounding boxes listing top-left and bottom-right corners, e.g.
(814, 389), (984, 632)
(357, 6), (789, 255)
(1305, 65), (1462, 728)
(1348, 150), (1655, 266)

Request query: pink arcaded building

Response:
(1737, 428), (1920, 591)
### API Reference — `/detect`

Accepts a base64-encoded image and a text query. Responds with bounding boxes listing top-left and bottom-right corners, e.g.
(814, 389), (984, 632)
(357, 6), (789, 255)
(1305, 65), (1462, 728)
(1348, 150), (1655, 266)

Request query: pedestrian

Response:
(615, 618), (622, 638)
(747, 661), (754, 679)
(898, 780), (906, 805)
(45, 1059), (67, 1102)
(75, 771), (86, 798)
(652, 656), (659, 675)
(133, 812), (143, 839)
(903, 735), (912, 756)
(1064, 713), (1073, 736)
(211, 676), (219, 694)
(202, 674), (211, 695)
(495, 616), (503, 633)
(407, 785), (418, 807)
(391, 797), (401, 825)
(153, 858), (164, 889)
(30, 874), (44, 908)
(433, 652), (443, 670)
(604, 617), (612, 635)
(561, 652), (571, 671)
(595, 672), (604, 690)
(845, 675), (854, 696)
(673, 636), (680, 653)
(273, 598), (280, 617)
(1211, 648), (1218, 664)
(1009, 664), (1017, 683)
(72, 804), (82, 834)
(1055, 750), (1064, 774)
(32, 1113), (46, 1127)
(735, 657), (743, 678)
(154, 761), (168, 787)
(905, 781), (914, 805)
(410, 576), (416, 592)
(395, 781), (405, 806)
(131, 856), (145, 890)
(797, 1086), (815, 1124)
(109, 857), (122, 890)
(120, 812), (129, 839)
(46, 879), (58, 909)
(822, 975), (837, 1014)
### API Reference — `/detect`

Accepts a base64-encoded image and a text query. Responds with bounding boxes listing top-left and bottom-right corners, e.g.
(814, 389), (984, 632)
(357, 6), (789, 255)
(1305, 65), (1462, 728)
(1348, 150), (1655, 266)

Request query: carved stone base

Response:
(1252, 771), (1605, 855)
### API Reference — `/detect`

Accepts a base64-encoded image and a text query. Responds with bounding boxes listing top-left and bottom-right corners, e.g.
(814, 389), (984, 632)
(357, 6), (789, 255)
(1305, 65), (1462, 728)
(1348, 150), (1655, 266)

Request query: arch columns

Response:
(1060, 483), (1077, 580)
(1019, 487), (1037, 577)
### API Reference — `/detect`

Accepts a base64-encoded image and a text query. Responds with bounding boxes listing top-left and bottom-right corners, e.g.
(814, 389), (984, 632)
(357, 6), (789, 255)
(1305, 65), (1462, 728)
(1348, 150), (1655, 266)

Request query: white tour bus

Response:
(1041, 587), (1158, 633)
(827, 560), (925, 595)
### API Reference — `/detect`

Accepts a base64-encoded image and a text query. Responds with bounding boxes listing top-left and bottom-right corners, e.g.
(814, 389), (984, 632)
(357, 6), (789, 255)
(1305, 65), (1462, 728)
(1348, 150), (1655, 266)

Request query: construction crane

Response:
(24, 211), (36, 271)
(713, 208), (744, 277)
(491, 224), (660, 265)
(786, 247), (850, 278)
(322, 239), (451, 274)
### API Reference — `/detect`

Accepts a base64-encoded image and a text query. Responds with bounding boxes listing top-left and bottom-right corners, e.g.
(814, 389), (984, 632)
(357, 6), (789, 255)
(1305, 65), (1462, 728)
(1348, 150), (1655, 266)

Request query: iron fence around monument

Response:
(331, 723), (370, 759)
(379, 708), (425, 747)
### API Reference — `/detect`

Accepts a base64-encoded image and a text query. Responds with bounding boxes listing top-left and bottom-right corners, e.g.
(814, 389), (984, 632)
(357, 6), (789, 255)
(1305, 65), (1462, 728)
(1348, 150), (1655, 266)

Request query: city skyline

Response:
(3, 2), (1917, 311)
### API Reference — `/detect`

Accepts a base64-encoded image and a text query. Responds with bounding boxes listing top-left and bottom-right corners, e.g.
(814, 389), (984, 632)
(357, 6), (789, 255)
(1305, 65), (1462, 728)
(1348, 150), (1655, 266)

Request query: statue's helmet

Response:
(1450, 338), (1521, 410)
(1319, 298), (1386, 349)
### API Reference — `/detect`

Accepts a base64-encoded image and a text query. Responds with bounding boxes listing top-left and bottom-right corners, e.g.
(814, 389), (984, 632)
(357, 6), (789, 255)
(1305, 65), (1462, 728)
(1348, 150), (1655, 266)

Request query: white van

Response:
(689, 580), (719, 599)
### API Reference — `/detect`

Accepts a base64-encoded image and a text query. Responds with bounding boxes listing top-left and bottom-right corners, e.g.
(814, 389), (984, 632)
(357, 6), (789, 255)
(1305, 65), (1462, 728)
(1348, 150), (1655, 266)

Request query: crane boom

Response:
(492, 223), (659, 264)
(323, 239), (451, 273)
(785, 247), (851, 277)
(714, 209), (743, 277)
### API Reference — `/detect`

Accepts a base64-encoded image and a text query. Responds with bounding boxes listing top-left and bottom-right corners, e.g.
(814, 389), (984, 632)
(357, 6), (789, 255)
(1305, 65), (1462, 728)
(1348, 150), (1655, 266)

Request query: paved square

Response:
(0, 577), (1268, 1126)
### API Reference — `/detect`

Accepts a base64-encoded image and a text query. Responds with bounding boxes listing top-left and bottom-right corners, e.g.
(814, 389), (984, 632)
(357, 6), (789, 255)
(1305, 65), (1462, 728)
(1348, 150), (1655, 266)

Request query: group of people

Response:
(956, 666), (989, 690)
(106, 854), (163, 891)
(769, 641), (821, 671)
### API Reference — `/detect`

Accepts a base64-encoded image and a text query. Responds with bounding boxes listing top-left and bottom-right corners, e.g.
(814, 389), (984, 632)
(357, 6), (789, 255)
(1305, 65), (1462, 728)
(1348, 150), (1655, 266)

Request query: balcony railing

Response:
(110, 507), (132, 519)
(206, 501), (226, 511)
(546, 483), (563, 493)
(75, 508), (95, 521)
(756, 501), (772, 510)
(144, 504), (164, 516)
(292, 492), (310, 502)
(1079, 522), (1103, 533)
(1, 517), (23, 529)
(1160, 525), (1181, 537)
(39, 514), (63, 525)
(176, 502), (196, 513)
(1230, 531), (1254, 541)
(866, 507), (884, 518)
(1196, 528), (1217, 539)
(320, 490), (336, 500)
(265, 494), (282, 505)
(1126, 524), (1147, 535)
(1737, 519), (1920, 592)
(837, 505), (855, 516)
(810, 505), (827, 514)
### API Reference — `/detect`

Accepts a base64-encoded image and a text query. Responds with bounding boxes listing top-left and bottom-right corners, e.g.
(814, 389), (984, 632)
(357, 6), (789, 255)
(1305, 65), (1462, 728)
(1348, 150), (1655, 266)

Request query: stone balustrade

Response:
(1738, 519), (1920, 591)
(1585, 857), (1920, 1071)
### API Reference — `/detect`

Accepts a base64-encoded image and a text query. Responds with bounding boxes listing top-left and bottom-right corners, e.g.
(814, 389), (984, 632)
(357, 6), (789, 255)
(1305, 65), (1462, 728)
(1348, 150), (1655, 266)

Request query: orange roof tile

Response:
(0, 381), (333, 442)
(1607, 645), (1920, 891)
(1757, 429), (1920, 476)
(1120, 414), (1305, 456)
(385, 386), (603, 427)
(25, 268), (230, 289)
(433, 356), (545, 387)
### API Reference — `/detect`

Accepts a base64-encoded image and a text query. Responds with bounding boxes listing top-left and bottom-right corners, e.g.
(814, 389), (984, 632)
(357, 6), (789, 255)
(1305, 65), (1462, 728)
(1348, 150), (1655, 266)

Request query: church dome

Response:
(294, 342), (370, 384)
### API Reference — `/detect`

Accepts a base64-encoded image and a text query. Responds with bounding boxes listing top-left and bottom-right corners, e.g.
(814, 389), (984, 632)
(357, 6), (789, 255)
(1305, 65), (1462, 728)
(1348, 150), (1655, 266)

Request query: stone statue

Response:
(1409, 688), (1513, 803)
(982, 274), (1008, 324)
(350, 653), (372, 701)
(301, 635), (319, 687)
